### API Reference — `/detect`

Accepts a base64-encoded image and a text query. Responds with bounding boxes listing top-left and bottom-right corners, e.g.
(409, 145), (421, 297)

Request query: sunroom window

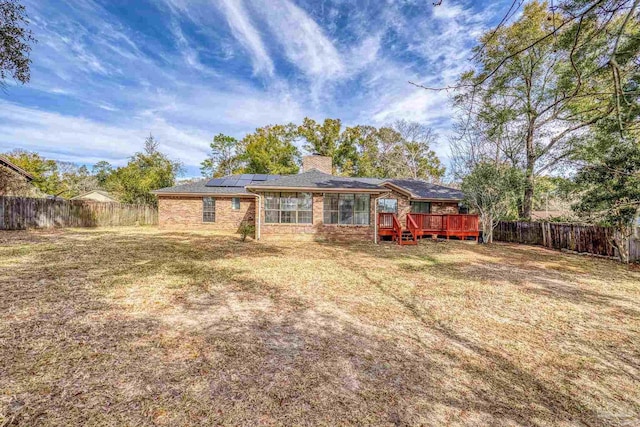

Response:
(324, 194), (370, 225)
(264, 192), (312, 224)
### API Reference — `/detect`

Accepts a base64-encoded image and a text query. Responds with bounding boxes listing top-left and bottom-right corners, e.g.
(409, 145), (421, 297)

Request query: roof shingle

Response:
(153, 171), (464, 201)
(247, 169), (384, 190)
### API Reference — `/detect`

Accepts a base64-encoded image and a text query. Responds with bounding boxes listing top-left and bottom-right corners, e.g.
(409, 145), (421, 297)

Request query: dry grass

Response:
(1, 227), (639, 426)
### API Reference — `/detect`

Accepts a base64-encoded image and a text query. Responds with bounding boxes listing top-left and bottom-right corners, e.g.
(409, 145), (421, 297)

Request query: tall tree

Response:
(391, 120), (445, 182)
(239, 124), (300, 174)
(573, 136), (640, 263)
(105, 135), (182, 205)
(92, 161), (113, 187)
(58, 163), (99, 197)
(297, 118), (348, 174)
(0, 0), (36, 88)
(448, 0), (639, 219)
(339, 125), (380, 177)
(201, 133), (241, 177)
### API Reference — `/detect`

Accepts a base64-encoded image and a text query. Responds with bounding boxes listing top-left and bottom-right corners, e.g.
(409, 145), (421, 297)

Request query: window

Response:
(264, 192), (312, 224)
(378, 198), (398, 213)
(410, 201), (431, 214)
(203, 197), (215, 222)
(231, 197), (240, 210)
(324, 194), (370, 225)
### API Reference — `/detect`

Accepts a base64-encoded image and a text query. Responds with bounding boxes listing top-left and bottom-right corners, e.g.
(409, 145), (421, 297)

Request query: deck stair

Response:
(399, 229), (417, 245)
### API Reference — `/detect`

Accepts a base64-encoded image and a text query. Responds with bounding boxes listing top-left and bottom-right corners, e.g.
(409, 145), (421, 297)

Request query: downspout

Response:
(255, 193), (261, 241)
(247, 191), (261, 241)
(374, 194), (384, 244)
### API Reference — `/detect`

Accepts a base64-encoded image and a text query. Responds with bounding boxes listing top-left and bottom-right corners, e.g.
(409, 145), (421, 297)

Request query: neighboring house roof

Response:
(385, 179), (464, 201)
(153, 170), (464, 201)
(0, 156), (35, 181)
(71, 190), (119, 202)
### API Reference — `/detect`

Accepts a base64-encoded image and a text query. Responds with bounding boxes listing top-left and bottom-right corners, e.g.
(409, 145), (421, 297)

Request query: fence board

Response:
(494, 221), (639, 262)
(0, 196), (158, 230)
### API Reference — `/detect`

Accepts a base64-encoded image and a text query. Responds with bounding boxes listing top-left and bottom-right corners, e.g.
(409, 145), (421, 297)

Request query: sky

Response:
(0, 0), (511, 177)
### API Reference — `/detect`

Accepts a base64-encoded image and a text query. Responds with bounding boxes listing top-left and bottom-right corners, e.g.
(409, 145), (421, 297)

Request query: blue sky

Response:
(0, 0), (511, 177)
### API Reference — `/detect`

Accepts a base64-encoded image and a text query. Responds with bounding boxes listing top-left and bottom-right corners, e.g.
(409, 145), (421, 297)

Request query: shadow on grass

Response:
(1, 229), (639, 426)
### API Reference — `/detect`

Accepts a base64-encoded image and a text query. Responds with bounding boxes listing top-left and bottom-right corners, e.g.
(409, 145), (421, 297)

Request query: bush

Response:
(239, 223), (255, 242)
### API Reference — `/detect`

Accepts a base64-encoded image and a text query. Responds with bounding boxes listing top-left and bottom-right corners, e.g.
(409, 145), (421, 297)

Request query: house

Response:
(71, 190), (119, 203)
(152, 155), (478, 244)
(0, 156), (37, 197)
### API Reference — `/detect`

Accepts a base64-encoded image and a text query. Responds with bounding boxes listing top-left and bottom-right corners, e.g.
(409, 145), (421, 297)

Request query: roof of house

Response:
(152, 179), (249, 195)
(247, 169), (384, 191)
(153, 170), (464, 200)
(385, 179), (464, 200)
(0, 156), (35, 181)
(70, 190), (119, 201)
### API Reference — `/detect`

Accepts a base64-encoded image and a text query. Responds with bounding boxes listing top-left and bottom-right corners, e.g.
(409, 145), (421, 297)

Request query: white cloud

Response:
(4, 0), (505, 175)
(255, 0), (344, 79)
(217, 0), (274, 76)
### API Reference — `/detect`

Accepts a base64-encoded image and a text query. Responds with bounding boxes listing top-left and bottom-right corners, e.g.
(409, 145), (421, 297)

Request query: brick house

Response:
(153, 155), (477, 244)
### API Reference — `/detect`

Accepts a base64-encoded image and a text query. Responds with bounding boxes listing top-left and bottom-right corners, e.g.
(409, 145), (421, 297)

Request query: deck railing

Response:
(404, 213), (479, 240)
(445, 214), (479, 233)
(378, 212), (395, 229)
(410, 213), (446, 232)
(392, 214), (402, 238)
(406, 213), (419, 241)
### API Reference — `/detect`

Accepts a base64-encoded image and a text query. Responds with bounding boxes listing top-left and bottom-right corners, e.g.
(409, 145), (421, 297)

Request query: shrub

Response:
(238, 223), (255, 242)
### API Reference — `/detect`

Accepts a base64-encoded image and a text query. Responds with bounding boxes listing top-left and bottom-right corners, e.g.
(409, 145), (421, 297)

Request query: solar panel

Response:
(236, 179), (252, 187)
(252, 174), (268, 181)
(206, 178), (225, 187)
(240, 174), (254, 179)
(221, 178), (238, 186)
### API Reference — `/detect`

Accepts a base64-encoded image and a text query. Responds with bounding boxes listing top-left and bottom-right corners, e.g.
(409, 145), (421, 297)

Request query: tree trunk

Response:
(613, 228), (631, 264)
(481, 213), (493, 243)
(522, 124), (536, 220)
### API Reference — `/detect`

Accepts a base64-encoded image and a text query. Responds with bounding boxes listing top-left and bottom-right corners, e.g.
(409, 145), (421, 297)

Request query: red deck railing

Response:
(378, 213), (479, 242)
(407, 213), (479, 240)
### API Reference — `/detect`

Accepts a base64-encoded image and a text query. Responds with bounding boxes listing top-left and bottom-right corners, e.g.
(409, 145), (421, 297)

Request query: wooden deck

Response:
(378, 212), (479, 245)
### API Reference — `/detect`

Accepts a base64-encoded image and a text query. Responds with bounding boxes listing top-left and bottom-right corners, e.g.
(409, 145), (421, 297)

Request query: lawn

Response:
(1, 228), (639, 426)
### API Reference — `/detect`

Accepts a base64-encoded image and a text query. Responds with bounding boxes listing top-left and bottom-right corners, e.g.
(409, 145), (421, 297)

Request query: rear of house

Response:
(153, 155), (475, 243)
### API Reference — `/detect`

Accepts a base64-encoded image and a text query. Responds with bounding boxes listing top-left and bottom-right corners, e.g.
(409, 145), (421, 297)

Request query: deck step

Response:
(399, 229), (417, 245)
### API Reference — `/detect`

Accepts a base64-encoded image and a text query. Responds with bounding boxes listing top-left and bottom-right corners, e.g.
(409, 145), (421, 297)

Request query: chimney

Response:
(302, 154), (332, 174)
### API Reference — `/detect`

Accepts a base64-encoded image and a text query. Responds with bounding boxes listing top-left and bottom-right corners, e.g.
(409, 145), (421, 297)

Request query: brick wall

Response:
(376, 190), (412, 227)
(431, 202), (459, 214)
(158, 195), (255, 231)
(302, 155), (332, 174)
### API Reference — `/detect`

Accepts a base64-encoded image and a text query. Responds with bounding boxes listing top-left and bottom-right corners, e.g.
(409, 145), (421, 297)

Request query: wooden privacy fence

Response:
(0, 196), (158, 230)
(494, 221), (639, 262)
